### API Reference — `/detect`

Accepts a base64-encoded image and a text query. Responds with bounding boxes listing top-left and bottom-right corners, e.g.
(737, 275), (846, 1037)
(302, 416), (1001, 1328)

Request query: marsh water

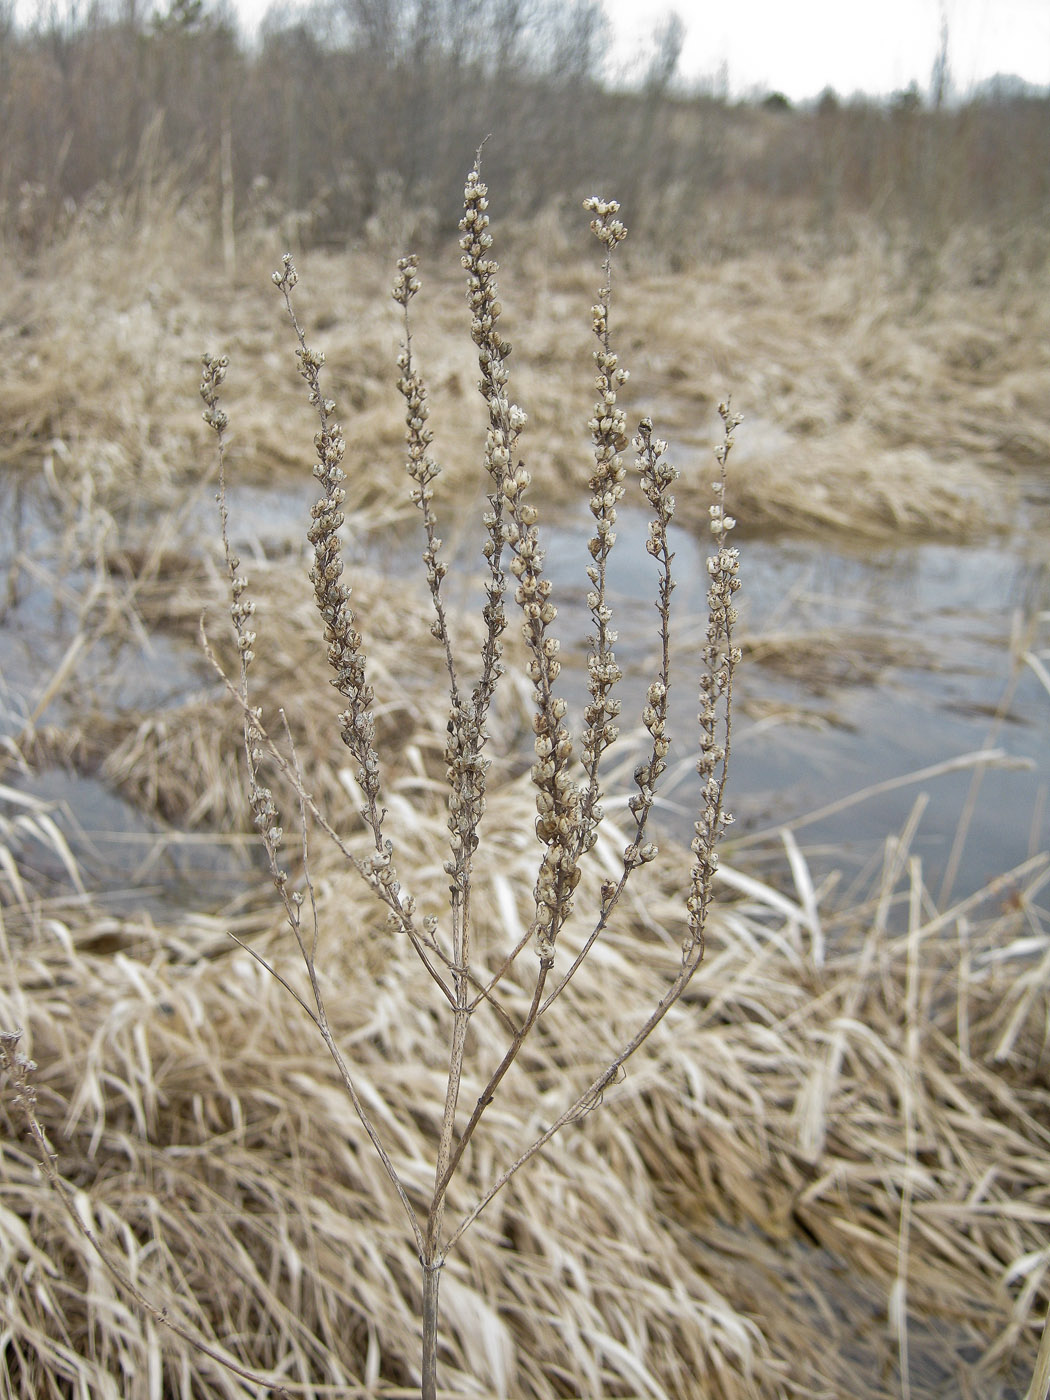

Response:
(2, 464), (1048, 912)
(534, 492), (1050, 902)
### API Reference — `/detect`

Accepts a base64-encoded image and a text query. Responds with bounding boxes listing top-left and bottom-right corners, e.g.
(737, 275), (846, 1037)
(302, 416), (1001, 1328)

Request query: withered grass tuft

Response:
(3, 789), (1049, 1396)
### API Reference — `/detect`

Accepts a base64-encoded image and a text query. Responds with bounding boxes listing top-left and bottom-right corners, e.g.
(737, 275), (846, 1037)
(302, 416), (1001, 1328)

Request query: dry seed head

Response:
(199, 352), (230, 432)
(270, 269), (382, 804)
(685, 401), (743, 950)
(583, 195), (628, 248)
(272, 252), (298, 291)
(393, 254), (421, 306)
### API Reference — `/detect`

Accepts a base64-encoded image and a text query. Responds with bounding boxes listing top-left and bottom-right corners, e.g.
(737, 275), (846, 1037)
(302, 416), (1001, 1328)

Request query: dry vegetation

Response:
(4, 815), (1050, 1399)
(1, 190), (1048, 1393)
(4, 181), (1049, 542)
(2, 5), (1050, 1396)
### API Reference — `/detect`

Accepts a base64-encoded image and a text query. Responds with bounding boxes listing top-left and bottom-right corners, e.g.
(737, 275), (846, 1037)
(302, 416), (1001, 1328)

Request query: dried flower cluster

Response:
(687, 400), (742, 953)
(457, 162), (585, 962)
(201, 160), (740, 1400)
(200, 352), (289, 885)
(394, 254), (490, 910)
(273, 254), (384, 831)
(202, 341), (435, 988)
(578, 196), (629, 851)
(628, 416), (678, 866)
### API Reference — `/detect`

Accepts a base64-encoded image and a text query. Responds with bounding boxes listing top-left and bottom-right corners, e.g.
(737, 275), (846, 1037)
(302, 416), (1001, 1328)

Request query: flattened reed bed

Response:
(740, 627), (928, 694)
(2, 814), (1049, 1399)
(11, 551), (531, 837)
(11, 548), (924, 852)
(4, 206), (1048, 541)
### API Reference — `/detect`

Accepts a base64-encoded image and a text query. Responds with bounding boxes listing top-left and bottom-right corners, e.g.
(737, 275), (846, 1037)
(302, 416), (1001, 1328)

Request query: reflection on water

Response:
(541, 503), (1050, 897)
(0, 768), (262, 916)
(1, 468), (1048, 908)
(401, 494), (1049, 898)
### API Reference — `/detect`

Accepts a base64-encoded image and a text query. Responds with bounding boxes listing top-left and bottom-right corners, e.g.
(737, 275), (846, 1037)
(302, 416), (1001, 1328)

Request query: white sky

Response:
(234, 0), (1050, 99)
(604, 0), (1050, 99)
(19, 0), (1048, 100)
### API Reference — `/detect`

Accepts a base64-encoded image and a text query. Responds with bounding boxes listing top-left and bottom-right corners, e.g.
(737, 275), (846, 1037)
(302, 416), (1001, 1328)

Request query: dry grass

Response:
(3, 198), (1050, 1398)
(12, 545), (532, 841)
(3, 797), (1048, 1398)
(3, 202), (1048, 544)
(741, 627), (925, 695)
(3, 530), (1049, 1395)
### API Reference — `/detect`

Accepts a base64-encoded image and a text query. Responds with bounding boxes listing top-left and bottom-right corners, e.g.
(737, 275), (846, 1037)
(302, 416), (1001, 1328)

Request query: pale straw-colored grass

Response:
(4, 545), (1049, 1396)
(4, 198), (1048, 542)
(3, 186), (1049, 1400)
(3, 797), (1048, 1398)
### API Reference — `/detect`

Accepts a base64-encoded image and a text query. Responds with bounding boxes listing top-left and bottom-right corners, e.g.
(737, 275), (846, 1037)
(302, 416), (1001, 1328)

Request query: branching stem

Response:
(199, 169), (740, 1400)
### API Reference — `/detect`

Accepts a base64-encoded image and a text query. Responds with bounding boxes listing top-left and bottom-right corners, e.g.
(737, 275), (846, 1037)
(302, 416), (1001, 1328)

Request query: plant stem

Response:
(421, 1259), (442, 1400)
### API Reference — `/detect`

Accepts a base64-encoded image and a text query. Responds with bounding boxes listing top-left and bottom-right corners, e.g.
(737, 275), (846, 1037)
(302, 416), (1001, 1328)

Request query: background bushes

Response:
(2, 0), (1048, 261)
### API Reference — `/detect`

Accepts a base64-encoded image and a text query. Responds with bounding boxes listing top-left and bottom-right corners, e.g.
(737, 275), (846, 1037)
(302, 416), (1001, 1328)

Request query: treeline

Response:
(2, 0), (1048, 258)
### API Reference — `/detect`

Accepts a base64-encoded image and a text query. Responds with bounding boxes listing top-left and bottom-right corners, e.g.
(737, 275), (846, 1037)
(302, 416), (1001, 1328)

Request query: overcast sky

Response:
(20, 0), (1044, 101)
(603, 0), (1050, 100)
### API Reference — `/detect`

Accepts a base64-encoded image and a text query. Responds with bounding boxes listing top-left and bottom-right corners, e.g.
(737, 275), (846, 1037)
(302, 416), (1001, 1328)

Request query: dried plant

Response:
(198, 159), (741, 1398)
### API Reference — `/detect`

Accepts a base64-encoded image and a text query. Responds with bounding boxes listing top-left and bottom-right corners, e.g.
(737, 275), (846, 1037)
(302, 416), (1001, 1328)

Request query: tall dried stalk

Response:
(200, 158), (741, 1398)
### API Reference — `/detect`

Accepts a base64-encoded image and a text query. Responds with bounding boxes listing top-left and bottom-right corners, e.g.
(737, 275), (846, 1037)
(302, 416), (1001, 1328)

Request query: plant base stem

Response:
(421, 1259), (442, 1400)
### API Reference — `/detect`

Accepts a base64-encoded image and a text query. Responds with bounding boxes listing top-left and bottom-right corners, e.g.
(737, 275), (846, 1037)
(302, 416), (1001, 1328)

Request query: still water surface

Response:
(2, 470), (1047, 909)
